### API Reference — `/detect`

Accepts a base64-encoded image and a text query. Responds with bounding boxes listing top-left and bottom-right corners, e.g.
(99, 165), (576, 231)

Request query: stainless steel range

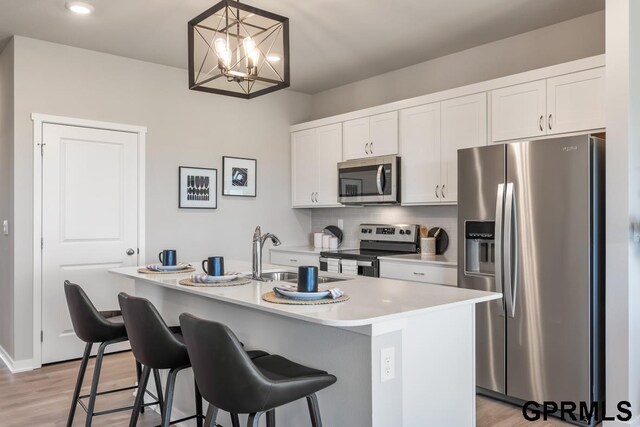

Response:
(319, 224), (420, 277)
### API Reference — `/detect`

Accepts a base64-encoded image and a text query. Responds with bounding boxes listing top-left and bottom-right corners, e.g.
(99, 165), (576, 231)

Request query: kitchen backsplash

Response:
(311, 205), (458, 257)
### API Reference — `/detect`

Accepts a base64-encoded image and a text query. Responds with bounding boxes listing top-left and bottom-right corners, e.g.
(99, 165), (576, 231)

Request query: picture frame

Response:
(179, 166), (217, 209)
(222, 156), (257, 197)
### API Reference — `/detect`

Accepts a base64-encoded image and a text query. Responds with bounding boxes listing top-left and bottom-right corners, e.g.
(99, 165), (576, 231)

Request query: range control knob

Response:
(361, 228), (367, 233)
(405, 229), (412, 235)
(399, 230), (405, 235)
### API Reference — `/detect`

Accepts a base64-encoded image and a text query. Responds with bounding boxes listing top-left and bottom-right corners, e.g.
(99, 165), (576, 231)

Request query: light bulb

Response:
(243, 37), (256, 55)
(214, 38), (230, 68)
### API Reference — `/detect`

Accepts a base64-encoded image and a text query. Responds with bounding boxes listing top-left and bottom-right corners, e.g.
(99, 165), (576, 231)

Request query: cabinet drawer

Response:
(270, 251), (319, 268)
(380, 260), (457, 286)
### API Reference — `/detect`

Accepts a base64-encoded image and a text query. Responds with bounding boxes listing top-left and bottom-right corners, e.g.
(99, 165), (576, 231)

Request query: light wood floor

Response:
(0, 351), (572, 426)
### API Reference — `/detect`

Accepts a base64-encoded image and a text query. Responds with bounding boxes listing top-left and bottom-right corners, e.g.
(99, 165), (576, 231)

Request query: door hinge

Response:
(40, 331), (43, 342)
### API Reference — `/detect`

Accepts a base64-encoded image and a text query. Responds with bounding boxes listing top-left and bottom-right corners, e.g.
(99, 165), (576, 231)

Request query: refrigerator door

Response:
(458, 144), (506, 394)
(505, 136), (592, 404)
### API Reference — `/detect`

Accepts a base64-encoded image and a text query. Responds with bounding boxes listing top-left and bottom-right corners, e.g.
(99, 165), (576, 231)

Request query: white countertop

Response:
(379, 253), (457, 266)
(110, 260), (499, 328)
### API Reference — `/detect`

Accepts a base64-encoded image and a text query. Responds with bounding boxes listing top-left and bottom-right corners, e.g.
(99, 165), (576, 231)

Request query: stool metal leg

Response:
(204, 404), (219, 427)
(266, 409), (276, 427)
(195, 381), (203, 427)
(153, 369), (164, 416)
(306, 394), (323, 427)
(128, 365), (151, 427)
(66, 342), (93, 427)
(247, 412), (264, 427)
(161, 368), (180, 427)
(231, 413), (241, 427)
(85, 341), (108, 427)
(135, 361), (144, 414)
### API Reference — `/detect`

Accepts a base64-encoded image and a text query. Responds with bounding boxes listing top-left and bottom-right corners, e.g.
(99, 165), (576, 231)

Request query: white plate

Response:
(275, 288), (331, 300)
(150, 263), (191, 271)
(201, 274), (241, 283)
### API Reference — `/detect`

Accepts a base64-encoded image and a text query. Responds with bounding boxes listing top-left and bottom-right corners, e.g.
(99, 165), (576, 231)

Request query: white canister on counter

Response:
(329, 237), (339, 249)
(313, 232), (324, 248)
(421, 237), (436, 256)
(322, 234), (331, 248)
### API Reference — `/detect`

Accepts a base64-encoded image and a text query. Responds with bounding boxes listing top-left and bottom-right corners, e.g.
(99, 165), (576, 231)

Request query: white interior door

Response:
(41, 123), (140, 364)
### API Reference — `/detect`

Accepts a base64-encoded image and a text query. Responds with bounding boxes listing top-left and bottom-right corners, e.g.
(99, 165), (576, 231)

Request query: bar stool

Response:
(118, 293), (269, 427)
(179, 313), (337, 427)
(64, 281), (162, 427)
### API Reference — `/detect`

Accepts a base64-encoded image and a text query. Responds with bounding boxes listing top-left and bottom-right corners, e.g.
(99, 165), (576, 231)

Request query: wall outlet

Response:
(380, 346), (395, 382)
(2, 220), (7, 236)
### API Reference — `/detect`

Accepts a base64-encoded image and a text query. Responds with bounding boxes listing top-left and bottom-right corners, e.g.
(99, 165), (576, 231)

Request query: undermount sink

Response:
(259, 271), (348, 284)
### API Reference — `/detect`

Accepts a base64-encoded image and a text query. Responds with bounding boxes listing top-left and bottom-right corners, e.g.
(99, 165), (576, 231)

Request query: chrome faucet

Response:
(252, 226), (281, 280)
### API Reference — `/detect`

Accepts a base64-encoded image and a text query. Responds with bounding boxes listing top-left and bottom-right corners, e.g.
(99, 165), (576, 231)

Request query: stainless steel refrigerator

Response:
(457, 135), (604, 424)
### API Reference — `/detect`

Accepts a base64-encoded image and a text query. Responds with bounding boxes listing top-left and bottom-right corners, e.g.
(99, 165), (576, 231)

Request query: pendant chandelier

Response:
(188, 0), (290, 99)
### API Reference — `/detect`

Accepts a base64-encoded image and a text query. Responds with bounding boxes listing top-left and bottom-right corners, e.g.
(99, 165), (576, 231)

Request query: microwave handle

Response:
(376, 165), (384, 195)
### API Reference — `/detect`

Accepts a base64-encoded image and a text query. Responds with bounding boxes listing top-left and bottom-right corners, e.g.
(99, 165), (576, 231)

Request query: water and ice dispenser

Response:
(464, 221), (496, 275)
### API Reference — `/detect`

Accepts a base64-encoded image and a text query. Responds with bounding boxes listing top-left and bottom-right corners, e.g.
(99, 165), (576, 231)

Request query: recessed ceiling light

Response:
(65, 1), (94, 15)
(266, 55), (281, 62)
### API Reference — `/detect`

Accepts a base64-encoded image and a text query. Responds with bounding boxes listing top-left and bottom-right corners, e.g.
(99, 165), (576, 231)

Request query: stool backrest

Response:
(118, 293), (187, 369)
(64, 280), (116, 343)
(179, 313), (272, 414)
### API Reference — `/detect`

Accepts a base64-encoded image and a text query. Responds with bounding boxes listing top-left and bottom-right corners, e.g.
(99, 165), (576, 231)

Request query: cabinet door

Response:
(343, 117), (370, 160)
(380, 260), (457, 286)
(316, 123), (343, 207)
(291, 129), (318, 207)
(441, 93), (487, 203)
(369, 111), (399, 157)
(546, 68), (605, 135)
(399, 103), (441, 205)
(271, 251), (320, 268)
(491, 80), (546, 142)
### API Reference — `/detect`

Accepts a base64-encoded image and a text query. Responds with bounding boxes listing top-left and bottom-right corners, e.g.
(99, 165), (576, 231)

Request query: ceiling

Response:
(0, 0), (604, 94)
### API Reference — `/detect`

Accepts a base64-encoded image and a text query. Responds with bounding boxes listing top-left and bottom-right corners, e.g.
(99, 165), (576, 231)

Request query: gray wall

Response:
(0, 39), (14, 359)
(309, 11), (605, 119)
(9, 36), (312, 362)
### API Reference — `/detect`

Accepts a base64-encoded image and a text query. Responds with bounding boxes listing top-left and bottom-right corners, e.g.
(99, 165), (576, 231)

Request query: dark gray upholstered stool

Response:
(64, 281), (161, 427)
(179, 313), (337, 427)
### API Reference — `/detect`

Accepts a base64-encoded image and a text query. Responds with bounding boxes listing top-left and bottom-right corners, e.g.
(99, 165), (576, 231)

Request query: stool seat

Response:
(253, 354), (329, 380)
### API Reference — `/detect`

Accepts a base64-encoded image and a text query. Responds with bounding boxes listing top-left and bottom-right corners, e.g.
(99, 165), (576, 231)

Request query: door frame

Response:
(31, 113), (146, 369)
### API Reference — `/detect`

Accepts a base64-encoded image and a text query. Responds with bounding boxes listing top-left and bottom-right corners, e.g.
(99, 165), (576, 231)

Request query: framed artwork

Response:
(179, 166), (217, 209)
(223, 156), (257, 197)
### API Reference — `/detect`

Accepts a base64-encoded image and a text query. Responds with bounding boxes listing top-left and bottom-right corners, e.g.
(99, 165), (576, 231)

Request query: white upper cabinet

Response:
(316, 124), (343, 206)
(546, 68), (605, 134)
(343, 111), (398, 160)
(491, 80), (547, 142)
(291, 124), (343, 208)
(441, 93), (487, 203)
(399, 103), (441, 205)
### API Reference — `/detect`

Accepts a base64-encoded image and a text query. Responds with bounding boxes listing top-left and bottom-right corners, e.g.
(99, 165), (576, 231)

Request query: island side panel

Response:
(135, 280), (373, 427)
(402, 304), (476, 426)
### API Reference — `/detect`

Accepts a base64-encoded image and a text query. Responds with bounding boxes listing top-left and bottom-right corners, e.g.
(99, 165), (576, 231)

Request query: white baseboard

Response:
(0, 344), (35, 373)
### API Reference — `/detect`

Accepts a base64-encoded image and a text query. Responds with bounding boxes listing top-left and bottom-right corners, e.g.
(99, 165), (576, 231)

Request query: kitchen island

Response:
(110, 261), (500, 427)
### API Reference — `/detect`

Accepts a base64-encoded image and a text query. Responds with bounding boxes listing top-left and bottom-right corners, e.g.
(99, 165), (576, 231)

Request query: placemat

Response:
(262, 291), (350, 305)
(138, 267), (196, 274)
(178, 277), (252, 287)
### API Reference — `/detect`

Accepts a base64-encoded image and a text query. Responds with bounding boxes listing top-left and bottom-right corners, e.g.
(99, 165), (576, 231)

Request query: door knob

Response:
(126, 248), (135, 256)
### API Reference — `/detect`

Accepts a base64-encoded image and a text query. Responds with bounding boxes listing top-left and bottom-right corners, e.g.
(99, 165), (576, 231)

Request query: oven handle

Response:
(319, 257), (373, 268)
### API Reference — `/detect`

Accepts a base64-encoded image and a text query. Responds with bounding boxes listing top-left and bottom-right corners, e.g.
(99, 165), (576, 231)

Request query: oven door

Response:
(337, 156), (399, 205)
(319, 257), (379, 277)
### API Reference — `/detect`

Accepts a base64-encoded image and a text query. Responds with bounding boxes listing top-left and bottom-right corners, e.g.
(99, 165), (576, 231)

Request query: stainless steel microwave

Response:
(337, 156), (400, 205)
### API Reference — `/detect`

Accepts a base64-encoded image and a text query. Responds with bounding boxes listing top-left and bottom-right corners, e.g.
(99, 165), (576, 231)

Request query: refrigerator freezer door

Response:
(458, 144), (506, 394)
(505, 136), (592, 404)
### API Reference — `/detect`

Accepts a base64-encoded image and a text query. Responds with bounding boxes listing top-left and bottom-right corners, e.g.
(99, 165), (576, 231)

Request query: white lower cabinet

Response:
(380, 260), (457, 287)
(270, 251), (320, 268)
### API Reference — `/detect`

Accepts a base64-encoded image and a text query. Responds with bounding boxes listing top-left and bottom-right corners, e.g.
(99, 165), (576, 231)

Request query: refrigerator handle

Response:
(495, 184), (505, 317)
(504, 183), (517, 318)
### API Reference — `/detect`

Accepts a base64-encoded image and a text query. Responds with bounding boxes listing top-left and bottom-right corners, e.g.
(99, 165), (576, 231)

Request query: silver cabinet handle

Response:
(441, 184), (445, 198)
(504, 182), (517, 318)
(365, 143), (370, 154)
(548, 114), (553, 130)
(376, 165), (384, 195)
(494, 184), (505, 317)
(370, 142), (374, 153)
(315, 192), (319, 203)
(539, 115), (543, 131)
(413, 272), (425, 276)
(290, 259), (298, 262)
(435, 185), (440, 198)
(126, 248), (135, 256)
(311, 192), (314, 202)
